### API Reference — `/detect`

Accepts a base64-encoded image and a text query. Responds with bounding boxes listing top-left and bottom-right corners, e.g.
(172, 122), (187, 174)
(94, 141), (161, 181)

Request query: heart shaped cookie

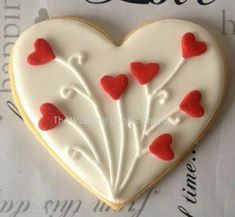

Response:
(10, 18), (225, 210)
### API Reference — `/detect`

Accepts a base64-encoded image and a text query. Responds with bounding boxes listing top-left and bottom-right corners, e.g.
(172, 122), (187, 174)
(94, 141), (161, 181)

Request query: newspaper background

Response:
(0, 0), (235, 216)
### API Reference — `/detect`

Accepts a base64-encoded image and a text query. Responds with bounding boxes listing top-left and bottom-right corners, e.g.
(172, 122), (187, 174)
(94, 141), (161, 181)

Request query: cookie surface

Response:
(10, 18), (225, 210)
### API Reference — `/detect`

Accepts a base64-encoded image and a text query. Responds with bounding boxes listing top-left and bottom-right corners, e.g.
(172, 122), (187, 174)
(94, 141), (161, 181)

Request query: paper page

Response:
(0, 1), (234, 216)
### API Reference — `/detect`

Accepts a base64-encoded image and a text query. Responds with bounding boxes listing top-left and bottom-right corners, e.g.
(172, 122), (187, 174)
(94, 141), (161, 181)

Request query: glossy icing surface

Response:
(11, 18), (225, 204)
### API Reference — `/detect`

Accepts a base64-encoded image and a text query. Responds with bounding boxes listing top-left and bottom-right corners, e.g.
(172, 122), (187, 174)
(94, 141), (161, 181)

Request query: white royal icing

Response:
(12, 18), (225, 205)
(59, 54), (115, 188)
(115, 99), (126, 190)
(145, 108), (181, 136)
(118, 120), (148, 195)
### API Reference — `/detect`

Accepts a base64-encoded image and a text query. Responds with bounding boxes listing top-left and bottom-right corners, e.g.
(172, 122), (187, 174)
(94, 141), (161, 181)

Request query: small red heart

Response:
(179, 90), (204, 118)
(27, 38), (55, 65)
(149, 134), (174, 161)
(130, 62), (160, 85)
(100, 74), (128, 100)
(182, 32), (207, 58)
(38, 103), (65, 131)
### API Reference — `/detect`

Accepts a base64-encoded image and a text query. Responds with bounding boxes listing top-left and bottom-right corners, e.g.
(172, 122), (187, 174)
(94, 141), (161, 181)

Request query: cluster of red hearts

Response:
(27, 32), (207, 162)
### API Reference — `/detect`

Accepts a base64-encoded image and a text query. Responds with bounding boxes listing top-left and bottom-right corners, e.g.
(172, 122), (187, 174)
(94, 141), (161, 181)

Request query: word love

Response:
(86, 0), (216, 6)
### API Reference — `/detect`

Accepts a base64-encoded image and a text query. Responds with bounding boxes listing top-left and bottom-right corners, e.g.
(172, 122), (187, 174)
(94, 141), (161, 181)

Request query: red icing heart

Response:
(149, 134), (174, 161)
(179, 90), (204, 118)
(182, 32), (207, 58)
(130, 62), (160, 85)
(38, 103), (65, 131)
(27, 38), (55, 65)
(100, 74), (128, 100)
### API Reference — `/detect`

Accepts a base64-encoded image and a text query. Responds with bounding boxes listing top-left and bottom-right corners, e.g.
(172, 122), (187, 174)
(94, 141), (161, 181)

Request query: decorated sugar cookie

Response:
(10, 18), (225, 210)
